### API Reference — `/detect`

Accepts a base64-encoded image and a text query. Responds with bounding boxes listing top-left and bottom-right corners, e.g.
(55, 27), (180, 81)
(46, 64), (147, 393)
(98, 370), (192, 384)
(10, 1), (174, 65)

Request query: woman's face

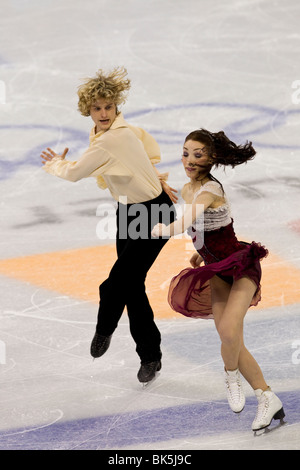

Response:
(182, 140), (212, 180)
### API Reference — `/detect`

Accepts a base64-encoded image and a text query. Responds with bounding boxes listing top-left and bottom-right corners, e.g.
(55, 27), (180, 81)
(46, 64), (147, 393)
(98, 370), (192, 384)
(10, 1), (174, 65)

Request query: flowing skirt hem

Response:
(168, 242), (268, 319)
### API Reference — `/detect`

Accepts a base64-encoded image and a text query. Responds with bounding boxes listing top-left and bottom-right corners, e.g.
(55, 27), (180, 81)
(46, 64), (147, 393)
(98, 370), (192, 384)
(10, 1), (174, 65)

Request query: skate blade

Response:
(140, 372), (160, 388)
(254, 419), (286, 436)
(253, 409), (286, 436)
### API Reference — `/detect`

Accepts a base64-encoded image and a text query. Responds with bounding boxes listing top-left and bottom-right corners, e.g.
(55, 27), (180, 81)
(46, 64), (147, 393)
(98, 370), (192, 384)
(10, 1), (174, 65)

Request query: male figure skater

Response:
(41, 67), (177, 384)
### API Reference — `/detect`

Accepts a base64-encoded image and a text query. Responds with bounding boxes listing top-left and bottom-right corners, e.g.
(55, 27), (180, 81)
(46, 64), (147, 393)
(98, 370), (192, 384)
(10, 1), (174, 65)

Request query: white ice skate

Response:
(252, 388), (285, 432)
(224, 368), (245, 413)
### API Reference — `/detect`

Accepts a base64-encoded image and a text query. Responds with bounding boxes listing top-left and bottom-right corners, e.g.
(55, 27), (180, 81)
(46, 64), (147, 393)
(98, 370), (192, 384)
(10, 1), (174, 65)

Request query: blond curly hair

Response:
(77, 67), (131, 116)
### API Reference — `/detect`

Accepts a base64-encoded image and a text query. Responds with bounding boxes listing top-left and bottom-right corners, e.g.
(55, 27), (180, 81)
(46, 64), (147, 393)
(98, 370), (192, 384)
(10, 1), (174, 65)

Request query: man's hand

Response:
(40, 147), (69, 165)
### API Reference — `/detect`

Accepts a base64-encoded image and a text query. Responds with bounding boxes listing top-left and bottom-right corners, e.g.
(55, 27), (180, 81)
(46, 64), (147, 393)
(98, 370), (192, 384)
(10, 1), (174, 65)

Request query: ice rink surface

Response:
(0, 0), (300, 452)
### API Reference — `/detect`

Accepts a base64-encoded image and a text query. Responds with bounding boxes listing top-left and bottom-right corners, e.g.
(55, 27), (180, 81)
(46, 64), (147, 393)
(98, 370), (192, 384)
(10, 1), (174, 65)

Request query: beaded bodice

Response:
(187, 181), (232, 234)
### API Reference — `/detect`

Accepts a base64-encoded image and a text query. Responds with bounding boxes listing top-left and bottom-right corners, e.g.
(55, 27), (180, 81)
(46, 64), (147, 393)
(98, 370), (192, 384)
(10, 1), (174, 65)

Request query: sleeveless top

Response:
(187, 180), (231, 236)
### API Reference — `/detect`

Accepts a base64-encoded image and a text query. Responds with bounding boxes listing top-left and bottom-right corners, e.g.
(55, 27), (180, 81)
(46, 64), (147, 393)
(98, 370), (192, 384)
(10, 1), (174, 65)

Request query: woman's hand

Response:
(40, 147), (69, 165)
(151, 223), (168, 238)
(161, 181), (178, 204)
(190, 252), (203, 268)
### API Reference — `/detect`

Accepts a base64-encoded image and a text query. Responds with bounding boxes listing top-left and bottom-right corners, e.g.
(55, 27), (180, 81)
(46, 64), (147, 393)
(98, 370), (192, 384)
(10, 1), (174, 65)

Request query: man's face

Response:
(90, 98), (117, 132)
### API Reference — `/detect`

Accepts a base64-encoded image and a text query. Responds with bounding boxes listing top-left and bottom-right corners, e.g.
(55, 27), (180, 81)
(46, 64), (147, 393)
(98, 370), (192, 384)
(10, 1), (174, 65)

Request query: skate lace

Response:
(226, 376), (243, 402)
(255, 396), (269, 421)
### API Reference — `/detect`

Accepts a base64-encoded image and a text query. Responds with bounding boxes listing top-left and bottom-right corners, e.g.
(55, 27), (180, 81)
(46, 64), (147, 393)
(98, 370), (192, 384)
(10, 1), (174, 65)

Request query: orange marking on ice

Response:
(0, 238), (299, 319)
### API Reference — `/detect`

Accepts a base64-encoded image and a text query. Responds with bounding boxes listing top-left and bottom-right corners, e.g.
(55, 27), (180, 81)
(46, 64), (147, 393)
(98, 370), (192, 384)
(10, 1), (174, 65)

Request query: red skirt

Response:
(168, 221), (268, 319)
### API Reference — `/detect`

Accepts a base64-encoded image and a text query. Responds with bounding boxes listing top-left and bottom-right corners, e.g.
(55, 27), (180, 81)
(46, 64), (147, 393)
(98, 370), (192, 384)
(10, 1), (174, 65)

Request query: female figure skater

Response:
(151, 129), (284, 431)
(40, 67), (177, 384)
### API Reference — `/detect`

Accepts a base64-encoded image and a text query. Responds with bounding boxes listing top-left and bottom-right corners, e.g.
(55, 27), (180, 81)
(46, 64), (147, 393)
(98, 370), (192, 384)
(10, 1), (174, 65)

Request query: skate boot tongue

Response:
(224, 368), (245, 413)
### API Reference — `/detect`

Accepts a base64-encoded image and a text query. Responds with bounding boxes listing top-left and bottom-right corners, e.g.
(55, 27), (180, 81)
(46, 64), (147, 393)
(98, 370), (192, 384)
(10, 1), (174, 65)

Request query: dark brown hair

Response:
(185, 129), (256, 168)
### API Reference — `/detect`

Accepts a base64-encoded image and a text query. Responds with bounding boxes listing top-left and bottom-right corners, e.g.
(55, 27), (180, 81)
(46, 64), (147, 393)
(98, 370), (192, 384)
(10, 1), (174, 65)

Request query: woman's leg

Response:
(238, 336), (268, 391)
(210, 275), (284, 430)
(210, 275), (268, 390)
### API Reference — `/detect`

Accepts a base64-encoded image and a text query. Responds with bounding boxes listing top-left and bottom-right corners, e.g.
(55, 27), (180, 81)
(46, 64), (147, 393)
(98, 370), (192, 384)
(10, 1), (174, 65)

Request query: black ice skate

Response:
(137, 360), (162, 385)
(90, 333), (112, 358)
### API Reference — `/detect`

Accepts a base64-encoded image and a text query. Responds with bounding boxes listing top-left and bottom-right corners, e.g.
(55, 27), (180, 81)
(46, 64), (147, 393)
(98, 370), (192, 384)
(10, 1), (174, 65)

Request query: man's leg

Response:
(92, 192), (175, 370)
(125, 237), (169, 362)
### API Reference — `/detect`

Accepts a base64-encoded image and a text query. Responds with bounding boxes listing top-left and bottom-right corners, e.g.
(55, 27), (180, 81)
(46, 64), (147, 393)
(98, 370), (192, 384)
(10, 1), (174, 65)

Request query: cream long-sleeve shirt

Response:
(43, 113), (165, 204)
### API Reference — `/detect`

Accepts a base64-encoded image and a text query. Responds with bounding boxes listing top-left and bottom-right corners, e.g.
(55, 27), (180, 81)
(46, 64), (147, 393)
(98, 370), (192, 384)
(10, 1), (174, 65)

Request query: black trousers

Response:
(96, 191), (176, 362)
